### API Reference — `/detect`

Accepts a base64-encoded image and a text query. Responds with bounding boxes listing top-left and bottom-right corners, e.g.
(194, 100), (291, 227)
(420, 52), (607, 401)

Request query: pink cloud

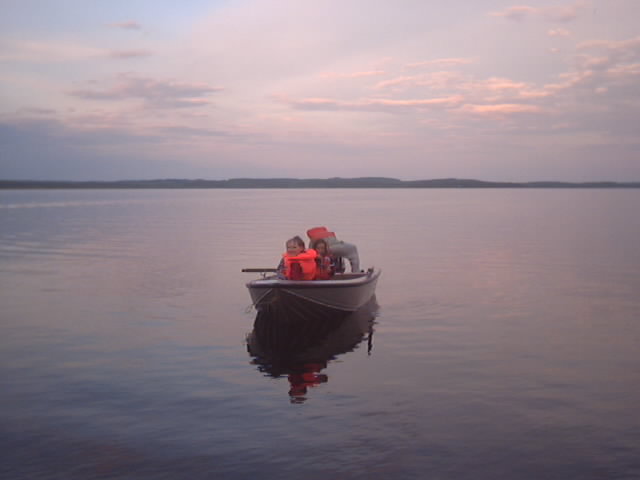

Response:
(370, 97), (464, 107)
(484, 77), (528, 90)
(542, 1), (587, 22)
(369, 71), (556, 108)
(566, 36), (640, 85)
(518, 89), (554, 99)
(545, 70), (595, 91)
(320, 70), (386, 79)
(580, 55), (611, 69)
(285, 95), (464, 112)
(374, 71), (466, 91)
(577, 36), (640, 53)
(373, 76), (417, 90)
(607, 63), (640, 77)
(548, 28), (570, 37)
(460, 104), (544, 114)
(490, 5), (537, 22)
(404, 58), (474, 69)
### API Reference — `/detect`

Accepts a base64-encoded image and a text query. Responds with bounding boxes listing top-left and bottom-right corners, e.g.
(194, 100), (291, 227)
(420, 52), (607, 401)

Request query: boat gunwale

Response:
(246, 269), (381, 290)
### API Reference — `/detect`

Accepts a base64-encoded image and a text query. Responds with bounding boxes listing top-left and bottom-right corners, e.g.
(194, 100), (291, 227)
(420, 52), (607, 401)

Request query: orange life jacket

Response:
(282, 249), (317, 280)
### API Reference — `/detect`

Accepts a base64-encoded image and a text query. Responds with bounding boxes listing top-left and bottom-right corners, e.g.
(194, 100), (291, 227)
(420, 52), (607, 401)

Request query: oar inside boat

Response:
(242, 268), (278, 273)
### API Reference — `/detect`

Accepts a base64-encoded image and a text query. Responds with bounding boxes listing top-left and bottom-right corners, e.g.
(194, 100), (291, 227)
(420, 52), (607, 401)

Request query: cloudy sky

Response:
(1, 0), (639, 181)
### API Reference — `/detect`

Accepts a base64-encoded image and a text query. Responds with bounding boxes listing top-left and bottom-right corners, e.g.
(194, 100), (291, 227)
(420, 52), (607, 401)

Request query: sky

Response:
(1, 0), (639, 181)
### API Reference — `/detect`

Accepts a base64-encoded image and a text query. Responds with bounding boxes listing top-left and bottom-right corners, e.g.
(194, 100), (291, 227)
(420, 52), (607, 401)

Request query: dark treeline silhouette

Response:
(1, 177), (639, 189)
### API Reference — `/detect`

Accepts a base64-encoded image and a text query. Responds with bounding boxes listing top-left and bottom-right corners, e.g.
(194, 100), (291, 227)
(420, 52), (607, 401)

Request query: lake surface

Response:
(1, 188), (639, 480)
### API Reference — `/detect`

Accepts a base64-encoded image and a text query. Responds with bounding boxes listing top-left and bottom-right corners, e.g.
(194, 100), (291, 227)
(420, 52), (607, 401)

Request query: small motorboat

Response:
(243, 268), (381, 316)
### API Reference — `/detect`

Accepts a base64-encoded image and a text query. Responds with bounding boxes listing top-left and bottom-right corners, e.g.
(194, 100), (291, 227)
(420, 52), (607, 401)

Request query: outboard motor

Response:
(327, 241), (360, 273)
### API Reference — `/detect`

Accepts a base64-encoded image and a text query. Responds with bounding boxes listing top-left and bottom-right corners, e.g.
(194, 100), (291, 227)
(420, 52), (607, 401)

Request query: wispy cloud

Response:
(577, 36), (640, 54)
(320, 70), (386, 79)
(0, 39), (103, 62)
(484, 77), (528, 91)
(373, 71), (466, 91)
(548, 28), (571, 37)
(108, 21), (142, 30)
(152, 125), (242, 139)
(490, 5), (537, 22)
(282, 95), (464, 113)
(572, 36), (640, 79)
(542, 1), (589, 22)
(106, 49), (153, 59)
(68, 74), (224, 108)
(0, 39), (152, 62)
(491, 1), (588, 23)
(16, 107), (57, 116)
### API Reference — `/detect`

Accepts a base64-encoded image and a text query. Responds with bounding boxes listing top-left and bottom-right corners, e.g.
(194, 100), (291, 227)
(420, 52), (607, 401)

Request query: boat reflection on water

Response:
(247, 297), (379, 403)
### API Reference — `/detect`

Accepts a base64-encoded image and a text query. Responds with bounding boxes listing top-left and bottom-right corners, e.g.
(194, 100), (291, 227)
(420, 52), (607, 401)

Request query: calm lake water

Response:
(1, 189), (639, 480)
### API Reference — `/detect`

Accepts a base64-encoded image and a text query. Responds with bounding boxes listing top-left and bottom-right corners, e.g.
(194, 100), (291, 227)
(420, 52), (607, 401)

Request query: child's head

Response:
(312, 238), (328, 255)
(286, 236), (305, 256)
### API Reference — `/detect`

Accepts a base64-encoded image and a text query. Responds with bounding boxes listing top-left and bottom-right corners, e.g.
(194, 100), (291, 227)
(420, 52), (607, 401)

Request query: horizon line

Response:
(2, 177), (640, 188)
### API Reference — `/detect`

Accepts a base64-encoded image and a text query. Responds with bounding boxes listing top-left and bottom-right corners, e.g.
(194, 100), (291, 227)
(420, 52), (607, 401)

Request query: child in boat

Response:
(306, 226), (356, 272)
(277, 236), (317, 280)
(311, 238), (336, 280)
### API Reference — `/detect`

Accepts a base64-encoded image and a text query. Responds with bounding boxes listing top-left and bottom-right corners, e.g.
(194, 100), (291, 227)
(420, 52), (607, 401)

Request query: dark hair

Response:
(311, 238), (328, 251)
(286, 236), (305, 249)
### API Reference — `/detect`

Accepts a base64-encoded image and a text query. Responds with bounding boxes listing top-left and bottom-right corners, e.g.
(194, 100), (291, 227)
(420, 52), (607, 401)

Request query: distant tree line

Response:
(1, 177), (639, 189)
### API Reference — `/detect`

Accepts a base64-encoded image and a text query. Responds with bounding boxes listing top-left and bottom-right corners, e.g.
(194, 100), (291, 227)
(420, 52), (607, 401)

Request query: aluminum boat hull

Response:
(247, 269), (381, 314)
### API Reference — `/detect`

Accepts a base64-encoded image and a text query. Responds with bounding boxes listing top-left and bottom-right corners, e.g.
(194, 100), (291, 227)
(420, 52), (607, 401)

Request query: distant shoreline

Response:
(1, 178), (639, 189)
